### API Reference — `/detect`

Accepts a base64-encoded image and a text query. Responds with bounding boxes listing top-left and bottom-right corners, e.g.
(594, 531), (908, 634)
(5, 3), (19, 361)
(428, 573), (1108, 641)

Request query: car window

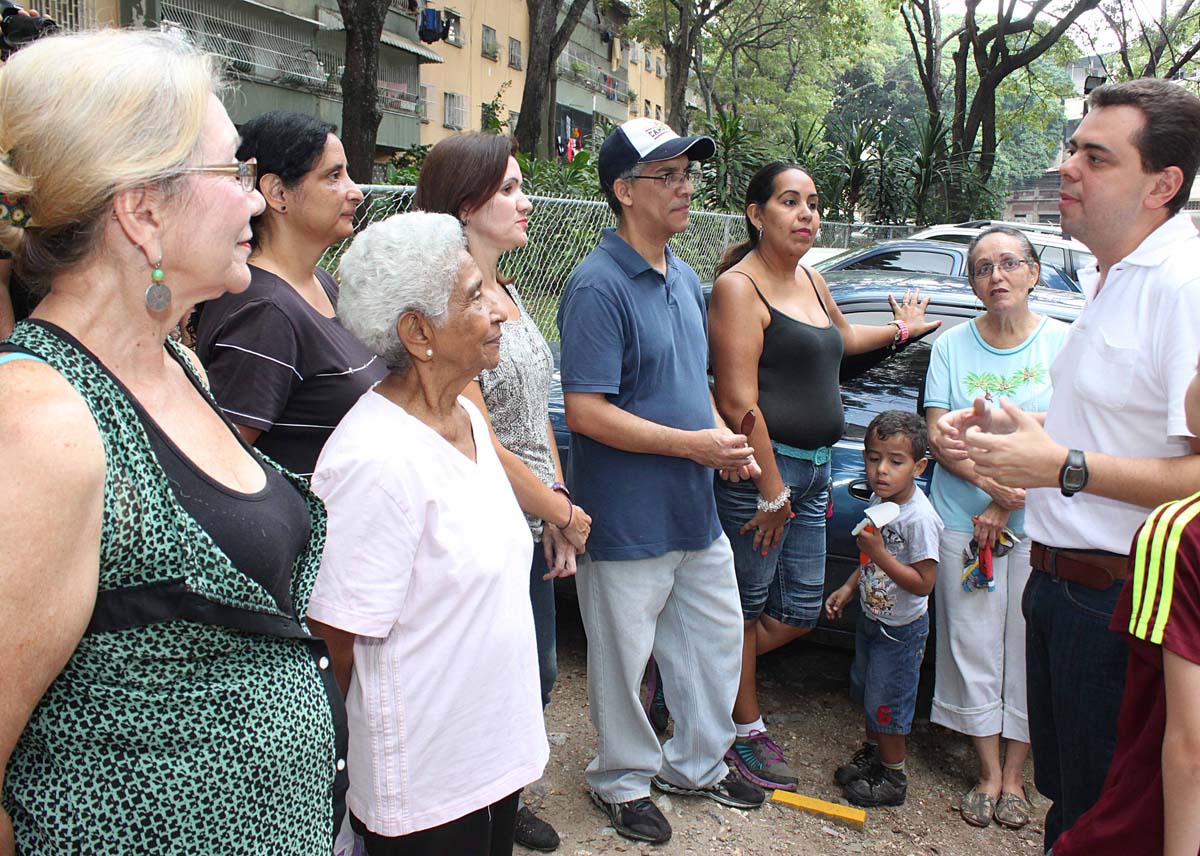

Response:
(845, 250), (958, 276)
(1072, 251), (1097, 278)
(837, 308), (974, 439)
(924, 232), (972, 245)
(1035, 244), (1067, 270)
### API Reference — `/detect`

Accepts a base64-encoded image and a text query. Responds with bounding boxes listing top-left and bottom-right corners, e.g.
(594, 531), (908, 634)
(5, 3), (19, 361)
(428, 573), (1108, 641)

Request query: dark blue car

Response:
(549, 271), (1083, 646)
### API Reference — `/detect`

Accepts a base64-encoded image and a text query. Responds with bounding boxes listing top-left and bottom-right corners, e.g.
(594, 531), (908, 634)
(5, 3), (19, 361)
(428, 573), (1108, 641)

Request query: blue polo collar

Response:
(598, 228), (679, 280)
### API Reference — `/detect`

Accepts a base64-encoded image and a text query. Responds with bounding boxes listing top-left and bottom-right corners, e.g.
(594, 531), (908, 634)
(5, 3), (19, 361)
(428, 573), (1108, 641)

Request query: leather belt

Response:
(1031, 542), (1129, 590)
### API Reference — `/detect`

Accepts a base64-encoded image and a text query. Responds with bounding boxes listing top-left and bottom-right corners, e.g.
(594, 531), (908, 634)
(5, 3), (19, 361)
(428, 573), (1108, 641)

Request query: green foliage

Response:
(381, 144), (431, 186)
(697, 114), (772, 211)
(480, 81), (513, 133)
(515, 150), (602, 198)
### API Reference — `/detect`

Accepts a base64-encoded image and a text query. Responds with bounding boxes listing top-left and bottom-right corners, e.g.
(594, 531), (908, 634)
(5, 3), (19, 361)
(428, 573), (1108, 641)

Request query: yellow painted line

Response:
(770, 789), (867, 829)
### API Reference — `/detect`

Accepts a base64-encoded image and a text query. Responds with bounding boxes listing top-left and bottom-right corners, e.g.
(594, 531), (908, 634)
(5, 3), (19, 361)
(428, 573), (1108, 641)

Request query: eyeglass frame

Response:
(970, 256), (1034, 280)
(628, 166), (702, 190)
(181, 159), (258, 192)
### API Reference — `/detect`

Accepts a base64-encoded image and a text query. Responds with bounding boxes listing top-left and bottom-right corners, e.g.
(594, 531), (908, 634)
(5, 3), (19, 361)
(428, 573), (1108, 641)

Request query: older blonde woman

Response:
(306, 212), (548, 856)
(0, 31), (343, 855)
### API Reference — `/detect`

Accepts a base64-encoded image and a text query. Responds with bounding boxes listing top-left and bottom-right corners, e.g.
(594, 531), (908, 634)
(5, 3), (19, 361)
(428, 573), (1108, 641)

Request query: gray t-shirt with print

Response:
(857, 488), (943, 627)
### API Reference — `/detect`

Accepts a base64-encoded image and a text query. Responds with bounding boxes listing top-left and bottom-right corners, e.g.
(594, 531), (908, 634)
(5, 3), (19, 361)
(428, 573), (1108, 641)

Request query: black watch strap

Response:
(1059, 449), (1088, 497)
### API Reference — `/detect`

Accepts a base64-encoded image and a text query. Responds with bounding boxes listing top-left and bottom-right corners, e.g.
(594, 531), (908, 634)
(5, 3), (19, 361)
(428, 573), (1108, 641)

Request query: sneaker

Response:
(588, 792), (671, 844)
(834, 742), (879, 786)
(843, 762), (908, 807)
(643, 658), (670, 735)
(726, 730), (799, 790)
(651, 770), (766, 809)
(514, 805), (560, 852)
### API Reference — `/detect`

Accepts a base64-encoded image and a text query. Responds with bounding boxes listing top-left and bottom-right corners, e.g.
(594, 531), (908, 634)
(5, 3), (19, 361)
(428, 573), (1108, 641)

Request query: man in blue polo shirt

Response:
(557, 118), (766, 845)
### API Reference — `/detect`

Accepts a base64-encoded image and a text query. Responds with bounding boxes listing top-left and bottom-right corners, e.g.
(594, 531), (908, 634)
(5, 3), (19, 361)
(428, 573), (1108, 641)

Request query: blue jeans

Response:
(1023, 569), (1128, 853)
(714, 455), (830, 627)
(530, 543), (557, 708)
(849, 612), (929, 736)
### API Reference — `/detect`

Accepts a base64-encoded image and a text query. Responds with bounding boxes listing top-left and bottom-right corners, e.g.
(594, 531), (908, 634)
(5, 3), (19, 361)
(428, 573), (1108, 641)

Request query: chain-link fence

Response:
(321, 185), (916, 341)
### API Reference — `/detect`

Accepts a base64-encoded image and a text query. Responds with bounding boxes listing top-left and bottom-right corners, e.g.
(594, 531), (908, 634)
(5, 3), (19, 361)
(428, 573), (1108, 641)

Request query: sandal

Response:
(994, 791), (1032, 829)
(959, 786), (996, 828)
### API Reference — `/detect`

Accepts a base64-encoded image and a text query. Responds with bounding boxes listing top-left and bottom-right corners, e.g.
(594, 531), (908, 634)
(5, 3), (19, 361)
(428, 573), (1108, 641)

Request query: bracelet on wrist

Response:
(888, 319), (910, 350)
(756, 486), (791, 513)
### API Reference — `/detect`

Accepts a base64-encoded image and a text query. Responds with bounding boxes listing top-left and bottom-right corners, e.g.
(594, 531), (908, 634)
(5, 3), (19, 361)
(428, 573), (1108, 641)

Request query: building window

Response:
(655, 104), (662, 121)
(645, 51), (651, 71)
(419, 83), (434, 123)
(444, 91), (467, 129)
(508, 36), (522, 69)
(443, 10), (462, 46)
(628, 41), (641, 63)
(481, 24), (498, 60)
(388, 0), (419, 15)
(508, 110), (520, 128)
(656, 56), (664, 77)
(644, 98), (651, 117)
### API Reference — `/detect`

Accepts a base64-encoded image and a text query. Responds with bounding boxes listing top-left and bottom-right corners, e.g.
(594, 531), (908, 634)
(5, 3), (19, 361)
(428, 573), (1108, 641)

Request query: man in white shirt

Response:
(935, 78), (1200, 853)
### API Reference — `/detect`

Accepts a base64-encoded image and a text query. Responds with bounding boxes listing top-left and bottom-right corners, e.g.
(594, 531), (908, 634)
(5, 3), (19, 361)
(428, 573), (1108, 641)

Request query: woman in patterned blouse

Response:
(0, 31), (343, 855)
(415, 134), (591, 851)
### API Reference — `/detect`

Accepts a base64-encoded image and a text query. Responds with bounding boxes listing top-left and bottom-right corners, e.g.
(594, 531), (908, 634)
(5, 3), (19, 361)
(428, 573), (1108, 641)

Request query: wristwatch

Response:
(1059, 449), (1089, 497)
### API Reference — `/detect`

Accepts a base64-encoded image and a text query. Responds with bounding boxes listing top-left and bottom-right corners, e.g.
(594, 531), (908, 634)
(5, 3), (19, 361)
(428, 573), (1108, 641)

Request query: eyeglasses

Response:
(971, 257), (1030, 280)
(632, 167), (702, 190)
(183, 159), (258, 192)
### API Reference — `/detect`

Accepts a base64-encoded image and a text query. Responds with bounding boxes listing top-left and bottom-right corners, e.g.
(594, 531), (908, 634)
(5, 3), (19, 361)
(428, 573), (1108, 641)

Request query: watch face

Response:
(1063, 466), (1086, 491)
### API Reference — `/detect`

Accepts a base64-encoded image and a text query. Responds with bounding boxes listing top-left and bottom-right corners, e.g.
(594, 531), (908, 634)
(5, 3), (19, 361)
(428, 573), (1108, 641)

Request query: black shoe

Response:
(589, 793), (672, 844)
(514, 805), (560, 852)
(651, 770), (766, 809)
(843, 762), (908, 807)
(834, 742), (879, 786)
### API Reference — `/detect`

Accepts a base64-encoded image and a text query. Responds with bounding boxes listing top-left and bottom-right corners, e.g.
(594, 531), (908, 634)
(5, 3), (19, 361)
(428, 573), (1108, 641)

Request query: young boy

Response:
(825, 410), (943, 807)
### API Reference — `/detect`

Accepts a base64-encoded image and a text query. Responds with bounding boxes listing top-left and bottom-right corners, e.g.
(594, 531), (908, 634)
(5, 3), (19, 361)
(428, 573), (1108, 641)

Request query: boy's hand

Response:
(856, 526), (886, 564)
(825, 585), (854, 620)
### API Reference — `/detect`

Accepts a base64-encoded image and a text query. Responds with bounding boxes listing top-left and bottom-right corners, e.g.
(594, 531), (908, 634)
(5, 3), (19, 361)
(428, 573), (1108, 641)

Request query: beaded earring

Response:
(145, 258), (171, 312)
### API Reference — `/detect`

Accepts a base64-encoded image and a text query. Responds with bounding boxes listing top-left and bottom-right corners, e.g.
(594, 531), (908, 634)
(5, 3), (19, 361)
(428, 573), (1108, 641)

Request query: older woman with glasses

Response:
(924, 226), (1070, 830)
(306, 212), (548, 856)
(0, 31), (344, 854)
(194, 110), (386, 478)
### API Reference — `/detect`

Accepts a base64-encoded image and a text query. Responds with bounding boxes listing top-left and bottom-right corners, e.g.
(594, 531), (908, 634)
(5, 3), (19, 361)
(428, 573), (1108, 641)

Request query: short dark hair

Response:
(966, 226), (1041, 282)
(1089, 78), (1200, 217)
(865, 410), (928, 460)
(602, 164), (639, 218)
(414, 132), (517, 221)
(237, 111), (338, 248)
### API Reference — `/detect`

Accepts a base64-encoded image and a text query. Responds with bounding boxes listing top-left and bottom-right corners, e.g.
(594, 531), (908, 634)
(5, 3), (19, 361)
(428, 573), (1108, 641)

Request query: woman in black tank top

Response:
(707, 163), (940, 790)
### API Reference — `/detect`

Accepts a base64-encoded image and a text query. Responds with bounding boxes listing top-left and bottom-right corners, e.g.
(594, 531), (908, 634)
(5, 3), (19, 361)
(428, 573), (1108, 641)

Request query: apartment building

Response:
(42, 0), (439, 154)
(417, 0), (668, 146)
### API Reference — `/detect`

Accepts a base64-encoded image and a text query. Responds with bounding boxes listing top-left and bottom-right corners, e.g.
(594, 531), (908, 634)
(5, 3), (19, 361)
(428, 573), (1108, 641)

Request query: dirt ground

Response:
(521, 595), (1047, 856)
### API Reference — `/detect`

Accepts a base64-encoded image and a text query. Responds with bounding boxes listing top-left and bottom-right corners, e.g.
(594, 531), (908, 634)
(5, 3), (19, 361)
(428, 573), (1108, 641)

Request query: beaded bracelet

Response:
(756, 486), (791, 513)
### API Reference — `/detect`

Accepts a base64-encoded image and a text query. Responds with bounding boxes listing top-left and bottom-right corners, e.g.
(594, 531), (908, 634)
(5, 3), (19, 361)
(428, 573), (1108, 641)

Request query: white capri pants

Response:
(930, 528), (1031, 743)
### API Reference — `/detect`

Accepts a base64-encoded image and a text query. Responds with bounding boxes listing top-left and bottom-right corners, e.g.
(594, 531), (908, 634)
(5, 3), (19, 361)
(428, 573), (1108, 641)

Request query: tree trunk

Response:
(514, 0), (591, 157)
(665, 25), (694, 132)
(337, 0), (390, 183)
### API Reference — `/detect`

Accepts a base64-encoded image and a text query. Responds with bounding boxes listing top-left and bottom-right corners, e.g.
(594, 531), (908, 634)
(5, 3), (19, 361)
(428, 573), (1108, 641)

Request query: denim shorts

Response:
(713, 451), (830, 627)
(849, 611), (929, 736)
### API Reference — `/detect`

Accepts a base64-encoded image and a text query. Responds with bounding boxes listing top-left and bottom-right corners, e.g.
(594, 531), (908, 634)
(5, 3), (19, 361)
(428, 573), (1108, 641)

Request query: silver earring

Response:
(425, 348), (433, 357)
(145, 258), (171, 312)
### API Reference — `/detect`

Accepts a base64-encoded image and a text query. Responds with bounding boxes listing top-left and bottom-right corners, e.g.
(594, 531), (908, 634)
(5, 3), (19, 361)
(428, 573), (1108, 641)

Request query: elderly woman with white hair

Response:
(306, 211), (548, 856)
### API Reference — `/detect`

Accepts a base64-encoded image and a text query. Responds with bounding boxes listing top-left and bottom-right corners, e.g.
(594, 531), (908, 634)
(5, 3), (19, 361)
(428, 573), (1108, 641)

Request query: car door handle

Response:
(848, 479), (873, 502)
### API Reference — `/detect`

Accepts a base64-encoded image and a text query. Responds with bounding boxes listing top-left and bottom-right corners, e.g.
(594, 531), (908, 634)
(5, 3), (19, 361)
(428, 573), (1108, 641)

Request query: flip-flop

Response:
(960, 786), (996, 828)
(994, 791), (1032, 829)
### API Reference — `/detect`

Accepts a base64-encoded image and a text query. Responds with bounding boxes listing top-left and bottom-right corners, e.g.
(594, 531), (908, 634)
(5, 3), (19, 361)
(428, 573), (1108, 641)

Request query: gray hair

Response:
(602, 163), (642, 218)
(337, 211), (467, 372)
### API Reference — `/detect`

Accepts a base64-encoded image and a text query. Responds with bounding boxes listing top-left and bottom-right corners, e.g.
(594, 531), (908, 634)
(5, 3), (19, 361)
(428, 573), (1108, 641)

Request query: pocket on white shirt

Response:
(1074, 329), (1138, 410)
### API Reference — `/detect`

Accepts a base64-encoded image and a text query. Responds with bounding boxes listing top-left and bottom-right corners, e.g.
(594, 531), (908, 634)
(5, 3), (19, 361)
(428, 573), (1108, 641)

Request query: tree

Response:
(1080, 0), (1200, 79)
(337, 0), (392, 182)
(512, 0), (592, 157)
(900, 0), (1100, 216)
